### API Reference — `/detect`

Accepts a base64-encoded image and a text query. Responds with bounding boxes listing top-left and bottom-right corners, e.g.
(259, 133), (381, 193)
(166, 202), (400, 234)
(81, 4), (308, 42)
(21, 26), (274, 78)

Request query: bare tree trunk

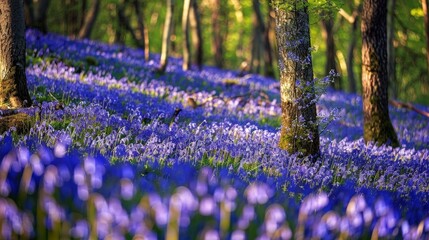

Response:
(78, 0), (100, 39)
(339, 3), (361, 93)
(182, 0), (192, 70)
(80, 0), (87, 29)
(133, 0), (150, 61)
(189, 0), (203, 69)
(273, 0), (320, 156)
(387, 0), (397, 98)
(263, 6), (275, 78)
(362, 0), (398, 147)
(24, 0), (34, 27)
(34, 0), (50, 33)
(250, 6), (263, 74)
(231, 0), (244, 66)
(211, 0), (223, 68)
(159, 0), (175, 73)
(0, 0), (32, 108)
(321, 17), (340, 89)
(422, 0), (429, 82)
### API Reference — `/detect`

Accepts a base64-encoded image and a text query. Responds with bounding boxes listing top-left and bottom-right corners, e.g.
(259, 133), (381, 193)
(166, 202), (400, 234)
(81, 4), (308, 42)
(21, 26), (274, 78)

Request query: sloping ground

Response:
(0, 30), (428, 239)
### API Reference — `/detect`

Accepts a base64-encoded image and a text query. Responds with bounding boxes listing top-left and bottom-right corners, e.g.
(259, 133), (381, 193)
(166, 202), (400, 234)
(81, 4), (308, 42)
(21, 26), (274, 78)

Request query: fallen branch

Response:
(389, 99), (429, 118)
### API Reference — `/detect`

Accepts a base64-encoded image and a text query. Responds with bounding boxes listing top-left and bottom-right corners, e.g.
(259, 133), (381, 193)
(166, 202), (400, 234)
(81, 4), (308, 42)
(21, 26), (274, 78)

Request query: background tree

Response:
(189, 0), (203, 69)
(0, 0), (32, 108)
(338, 1), (361, 93)
(182, 0), (192, 70)
(387, 0), (397, 98)
(23, 0), (51, 33)
(422, 0), (429, 75)
(361, 0), (399, 146)
(78, 0), (101, 39)
(210, 0), (225, 68)
(272, 0), (320, 156)
(159, 0), (175, 73)
(321, 10), (341, 89)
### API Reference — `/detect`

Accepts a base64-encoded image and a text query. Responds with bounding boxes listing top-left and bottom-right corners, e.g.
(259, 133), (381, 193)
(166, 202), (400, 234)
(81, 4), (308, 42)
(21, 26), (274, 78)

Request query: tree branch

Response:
(389, 99), (429, 118)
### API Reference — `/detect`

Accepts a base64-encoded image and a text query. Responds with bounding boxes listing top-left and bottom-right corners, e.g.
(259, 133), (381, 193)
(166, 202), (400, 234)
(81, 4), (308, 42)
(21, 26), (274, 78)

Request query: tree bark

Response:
(133, 0), (150, 61)
(24, 0), (34, 27)
(34, 0), (50, 33)
(321, 17), (340, 89)
(361, 0), (398, 147)
(387, 0), (397, 98)
(189, 0), (203, 69)
(159, 0), (175, 73)
(339, 3), (361, 93)
(422, 0), (429, 78)
(78, 0), (101, 39)
(273, 0), (320, 156)
(231, 0), (244, 66)
(182, 0), (192, 70)
(211, 0), (223, 68)
(0, 0), (32, 108)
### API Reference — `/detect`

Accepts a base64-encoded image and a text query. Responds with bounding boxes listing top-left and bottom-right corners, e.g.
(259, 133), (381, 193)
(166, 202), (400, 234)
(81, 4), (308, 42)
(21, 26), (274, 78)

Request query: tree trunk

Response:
(159, 0), (175, 73)
(231, 0), (244, 67)
(182, 0), (192, 70)
(250, 4), (263, 74)
(211, 0), (223, 68)
(133, 0), (150, 61)
(339, 3), (361, 93)
(33, 0), (50, 33)
(78, 0), (101, 39)
(321, 17), (340, 89)
(361, 0), (398, 147)
(189, 0), (203, 69)
(387, 0), (397, 98)
(24, 0), (34, 27)
(0, 0), (32, 108)
(273, 0), (320, 156)
(263, 4), (275, 78)
(348, 8), (359, 93)
(422, 0), (429, 79)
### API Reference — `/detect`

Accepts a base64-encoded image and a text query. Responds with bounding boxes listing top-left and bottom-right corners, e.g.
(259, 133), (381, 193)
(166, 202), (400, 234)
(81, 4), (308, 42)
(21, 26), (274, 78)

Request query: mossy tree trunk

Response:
(272, 0), (320, 156)
(361, 0), (399, 147)
(0, 0), (32, 109)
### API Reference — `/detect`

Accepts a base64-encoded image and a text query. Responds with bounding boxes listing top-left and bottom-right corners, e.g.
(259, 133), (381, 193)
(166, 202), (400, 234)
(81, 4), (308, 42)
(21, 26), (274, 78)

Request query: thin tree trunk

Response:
(24, 0), (34, 27)
(133, 0), (150, 61)
(0, 0), (32, 108)
(422, 0), (429, 79)
(189, 0), (203, 69)
(78, 0), (100, 39)
(387, 0), (397, 98)
(80, 0), (87, 29)
(182, 0), (192, 70)
(273, 0), (320, 156)
(231, 0), (244, 66)
(159, 0), (175, 73)
(34, 0), (50, 33)
(250, 7), (263, 74)
(211, 0), (223, 68)
(321, 17), (340, 89)
(263, 8), (275, 78)
(361, 0), (398, 147)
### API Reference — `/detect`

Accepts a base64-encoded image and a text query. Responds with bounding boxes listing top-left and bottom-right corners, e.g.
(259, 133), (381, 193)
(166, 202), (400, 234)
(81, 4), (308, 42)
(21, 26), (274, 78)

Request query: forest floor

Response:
(0, 30), (428, 239)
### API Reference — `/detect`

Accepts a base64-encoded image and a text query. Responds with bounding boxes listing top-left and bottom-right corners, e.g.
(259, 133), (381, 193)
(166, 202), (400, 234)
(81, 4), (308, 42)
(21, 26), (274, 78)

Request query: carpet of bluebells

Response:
(0, 29), (429, 239)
